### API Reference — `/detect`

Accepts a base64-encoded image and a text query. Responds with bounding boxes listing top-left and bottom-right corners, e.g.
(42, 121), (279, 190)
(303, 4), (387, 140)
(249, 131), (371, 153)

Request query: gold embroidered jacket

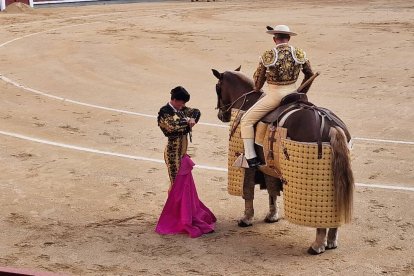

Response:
(157, 104), (201, 138)
(253, 43), (314, 93)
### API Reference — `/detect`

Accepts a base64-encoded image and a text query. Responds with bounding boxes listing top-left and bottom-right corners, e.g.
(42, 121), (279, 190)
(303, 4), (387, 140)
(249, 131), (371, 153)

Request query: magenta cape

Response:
(155, 155), (216, 238)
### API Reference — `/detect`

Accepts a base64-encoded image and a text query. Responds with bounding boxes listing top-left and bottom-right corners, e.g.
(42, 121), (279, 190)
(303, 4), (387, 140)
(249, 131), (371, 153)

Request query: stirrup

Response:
(246, 157), (262, 168)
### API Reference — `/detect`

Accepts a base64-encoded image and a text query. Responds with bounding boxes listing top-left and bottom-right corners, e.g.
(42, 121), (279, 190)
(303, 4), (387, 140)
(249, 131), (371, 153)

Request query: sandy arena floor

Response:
(0, 0), (413, 275)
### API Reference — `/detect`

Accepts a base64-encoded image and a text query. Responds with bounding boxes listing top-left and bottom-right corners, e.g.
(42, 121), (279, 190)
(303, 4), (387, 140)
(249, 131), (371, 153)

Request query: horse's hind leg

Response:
(308, 228), (327, 255)
(327, 228), (338, 250)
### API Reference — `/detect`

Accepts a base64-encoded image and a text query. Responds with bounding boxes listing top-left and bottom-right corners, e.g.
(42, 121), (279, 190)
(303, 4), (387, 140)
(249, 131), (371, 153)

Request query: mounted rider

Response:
(241, 25), (314, 168)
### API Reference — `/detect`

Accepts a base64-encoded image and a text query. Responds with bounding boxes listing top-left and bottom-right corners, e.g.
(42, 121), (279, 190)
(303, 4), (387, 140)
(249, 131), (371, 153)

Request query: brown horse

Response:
(212, 67), (354, 254)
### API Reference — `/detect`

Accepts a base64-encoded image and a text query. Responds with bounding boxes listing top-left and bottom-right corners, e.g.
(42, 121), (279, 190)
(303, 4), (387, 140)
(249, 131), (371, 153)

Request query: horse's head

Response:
(211, 66), (254, 122)
(212, 68), (231, 122)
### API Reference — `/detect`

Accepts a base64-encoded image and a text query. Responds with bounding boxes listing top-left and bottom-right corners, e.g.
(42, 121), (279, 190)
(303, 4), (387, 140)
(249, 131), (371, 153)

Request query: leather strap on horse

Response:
(318, 107), (348, 134)
(291, 103), (323, 159)
(228, 91), (257, 140)
(275, 103), (304, 126)
(267, 125), (277, 161)
(223, 90), (256, 113)
(313, 108), (323, 159)
(272, 102), (324, 159)
(267, 103), (304, 160)
(229, 110), (244, 140)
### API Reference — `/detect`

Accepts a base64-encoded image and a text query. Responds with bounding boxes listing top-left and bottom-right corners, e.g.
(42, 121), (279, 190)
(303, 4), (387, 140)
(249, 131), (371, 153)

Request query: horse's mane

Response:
(223, 71), (254, 88)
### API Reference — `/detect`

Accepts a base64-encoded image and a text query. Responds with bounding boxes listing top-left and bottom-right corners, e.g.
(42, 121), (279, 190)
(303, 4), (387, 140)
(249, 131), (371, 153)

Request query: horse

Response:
(212, 66), (354, 254)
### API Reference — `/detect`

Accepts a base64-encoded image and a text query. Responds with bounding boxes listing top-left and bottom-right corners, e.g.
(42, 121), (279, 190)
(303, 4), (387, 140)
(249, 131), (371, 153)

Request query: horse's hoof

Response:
(307, 246), (325, 255)
(326, 240), (338, 250)
(264, 217), (279, 223)
(238, 220), (252, 227)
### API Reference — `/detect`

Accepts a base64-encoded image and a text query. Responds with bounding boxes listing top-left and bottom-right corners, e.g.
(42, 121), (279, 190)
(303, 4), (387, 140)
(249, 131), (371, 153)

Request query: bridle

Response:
(215, 80), (255, 113)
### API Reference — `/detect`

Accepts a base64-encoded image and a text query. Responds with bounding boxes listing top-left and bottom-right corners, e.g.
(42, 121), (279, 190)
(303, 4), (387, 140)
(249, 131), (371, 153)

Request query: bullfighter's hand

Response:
(188, 118), (196, 128)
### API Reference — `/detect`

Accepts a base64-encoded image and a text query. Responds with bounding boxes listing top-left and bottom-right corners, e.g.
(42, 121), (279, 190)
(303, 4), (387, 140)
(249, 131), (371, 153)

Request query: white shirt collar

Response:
(275, 42), (289, 47)
(169, 102), (178, 112)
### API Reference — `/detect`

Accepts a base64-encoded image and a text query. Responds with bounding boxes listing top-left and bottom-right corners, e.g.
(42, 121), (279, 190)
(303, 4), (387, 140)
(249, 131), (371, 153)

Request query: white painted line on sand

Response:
(0, 75), (228, 127)
(0, 22), (100, 49)
(353, 137), (414, 146)
(4, 74), (414, 141)
(0, 75), (158, 118)
(1, 130), (412, 192)
(0, 130), (165, 164)
(0, 130), (226, 172)
(356, 183), (414, 192)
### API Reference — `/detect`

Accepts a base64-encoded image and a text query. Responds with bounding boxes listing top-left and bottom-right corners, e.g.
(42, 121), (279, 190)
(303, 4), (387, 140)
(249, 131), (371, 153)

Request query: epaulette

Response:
(260, 49), (278, 67)
(291, 46), (307, 64)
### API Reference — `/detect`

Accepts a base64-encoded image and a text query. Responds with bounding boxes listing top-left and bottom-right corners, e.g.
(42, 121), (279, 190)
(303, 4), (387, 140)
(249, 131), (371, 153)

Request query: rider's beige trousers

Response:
(240, 83), (297, 139)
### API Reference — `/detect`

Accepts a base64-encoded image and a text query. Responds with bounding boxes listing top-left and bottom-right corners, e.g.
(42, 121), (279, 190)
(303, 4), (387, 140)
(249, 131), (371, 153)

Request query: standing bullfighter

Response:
(157, 86), (201, 187)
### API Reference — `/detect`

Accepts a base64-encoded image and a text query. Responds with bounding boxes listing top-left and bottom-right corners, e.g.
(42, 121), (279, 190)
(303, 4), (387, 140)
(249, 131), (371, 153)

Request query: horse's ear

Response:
(235, 65), (241, 71)
(212, 69), (222, 79)
(266, 26), (274, 31)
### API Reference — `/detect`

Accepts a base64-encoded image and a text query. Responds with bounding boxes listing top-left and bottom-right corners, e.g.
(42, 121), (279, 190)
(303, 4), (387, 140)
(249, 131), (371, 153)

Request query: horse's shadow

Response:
(202, 218), (315, 256)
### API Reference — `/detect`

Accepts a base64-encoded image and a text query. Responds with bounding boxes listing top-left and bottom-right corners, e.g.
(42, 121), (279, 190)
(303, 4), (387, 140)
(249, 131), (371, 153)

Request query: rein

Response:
(216, 89), (257, 140)
(216, 90), (256, 113)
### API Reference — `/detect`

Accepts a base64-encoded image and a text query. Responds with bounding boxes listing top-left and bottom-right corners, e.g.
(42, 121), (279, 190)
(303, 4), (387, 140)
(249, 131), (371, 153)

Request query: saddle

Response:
(229, 92), (309, 138)
(261, 92), (308, 123)
(230, 92), (349, 178)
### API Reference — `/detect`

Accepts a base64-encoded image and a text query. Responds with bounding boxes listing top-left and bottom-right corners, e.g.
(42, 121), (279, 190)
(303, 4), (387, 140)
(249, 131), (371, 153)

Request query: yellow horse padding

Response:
(227, 110), (287, 196)
(279, 138), (344, 228)
(227, 109), (245, 196)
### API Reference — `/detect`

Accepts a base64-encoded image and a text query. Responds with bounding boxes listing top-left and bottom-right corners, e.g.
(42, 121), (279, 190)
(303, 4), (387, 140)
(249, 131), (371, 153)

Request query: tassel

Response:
(233, 153), (249, 168)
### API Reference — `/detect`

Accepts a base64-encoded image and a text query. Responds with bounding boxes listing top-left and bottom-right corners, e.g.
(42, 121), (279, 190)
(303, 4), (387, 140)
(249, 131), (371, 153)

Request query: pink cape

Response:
(155, 155), (216, 238)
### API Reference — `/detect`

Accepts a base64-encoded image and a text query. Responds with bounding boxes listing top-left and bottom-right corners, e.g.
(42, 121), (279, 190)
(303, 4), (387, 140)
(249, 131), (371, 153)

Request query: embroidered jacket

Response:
(253, 43), (314, 93)
(157, 103), (201, 138)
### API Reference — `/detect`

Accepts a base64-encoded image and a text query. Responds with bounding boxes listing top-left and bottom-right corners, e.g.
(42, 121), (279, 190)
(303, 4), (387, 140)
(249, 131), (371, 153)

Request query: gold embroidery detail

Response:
(164, 136), (188, 185)
(265, 45), (303, 85)
(261, 50), (277, 67)
(294, 47), (306, 64)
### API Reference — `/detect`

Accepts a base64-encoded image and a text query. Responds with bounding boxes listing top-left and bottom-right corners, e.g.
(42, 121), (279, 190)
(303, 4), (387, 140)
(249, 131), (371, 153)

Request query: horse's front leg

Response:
(327, 228), (338, 250)
(264, 175), (281, 223)
(238, 169), (255, 227)
(308, 228), (327, 255)
(238, 199), (254, 227)
(264, 194), (279, 223)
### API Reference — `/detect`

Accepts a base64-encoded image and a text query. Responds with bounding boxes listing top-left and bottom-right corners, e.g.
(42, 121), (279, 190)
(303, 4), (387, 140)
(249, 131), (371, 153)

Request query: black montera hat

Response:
(170, 86), (190, 102)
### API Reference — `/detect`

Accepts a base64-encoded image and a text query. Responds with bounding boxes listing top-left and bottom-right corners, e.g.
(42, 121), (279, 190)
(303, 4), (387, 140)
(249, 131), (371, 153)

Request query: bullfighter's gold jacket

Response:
(253, 43), (314, 93)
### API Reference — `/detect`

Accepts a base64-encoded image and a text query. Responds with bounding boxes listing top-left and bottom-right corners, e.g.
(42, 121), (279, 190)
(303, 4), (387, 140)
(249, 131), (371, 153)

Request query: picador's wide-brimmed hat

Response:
(266, 25), (297, 36)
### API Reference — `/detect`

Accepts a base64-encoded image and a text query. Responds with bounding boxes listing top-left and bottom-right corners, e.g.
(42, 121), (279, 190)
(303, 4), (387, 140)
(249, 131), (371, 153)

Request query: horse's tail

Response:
(329, 126), (354, 223)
